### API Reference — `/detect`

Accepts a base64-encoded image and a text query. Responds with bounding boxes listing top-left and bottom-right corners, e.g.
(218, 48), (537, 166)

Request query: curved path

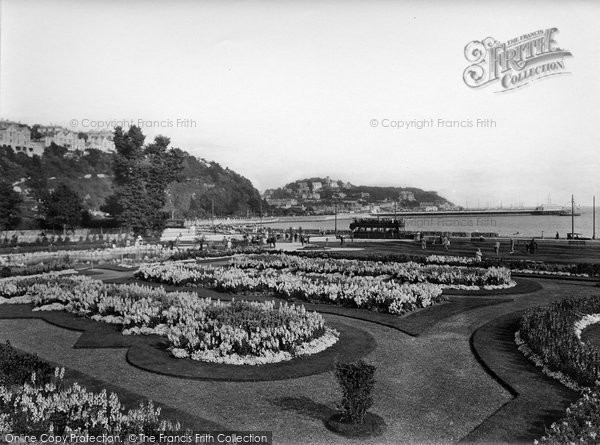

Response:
(0, 268), (599, 444)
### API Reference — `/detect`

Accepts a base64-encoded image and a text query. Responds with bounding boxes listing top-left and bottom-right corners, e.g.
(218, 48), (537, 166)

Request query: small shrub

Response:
(0, 340), (54, 386)
(335, 360), (376, 424)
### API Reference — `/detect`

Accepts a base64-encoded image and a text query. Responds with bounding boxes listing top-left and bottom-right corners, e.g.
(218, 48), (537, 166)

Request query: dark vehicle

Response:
(349, 218), (405, 239)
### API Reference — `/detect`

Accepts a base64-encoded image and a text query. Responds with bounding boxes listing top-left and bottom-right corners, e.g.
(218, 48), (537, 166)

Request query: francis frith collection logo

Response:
(463, 28), (572, 92)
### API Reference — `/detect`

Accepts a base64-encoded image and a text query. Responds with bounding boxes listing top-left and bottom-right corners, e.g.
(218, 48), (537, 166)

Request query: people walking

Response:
(530, 238), (537, 254)
(509, 238), (515, 254)
(494, 241), (500, 255)
(475, 248), (483, 262)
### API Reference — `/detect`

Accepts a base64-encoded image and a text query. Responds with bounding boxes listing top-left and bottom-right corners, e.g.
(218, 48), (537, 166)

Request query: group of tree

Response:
(1, 125), (269, 236)
(100, 126), (184, 236)
(0, 181), (22, 232)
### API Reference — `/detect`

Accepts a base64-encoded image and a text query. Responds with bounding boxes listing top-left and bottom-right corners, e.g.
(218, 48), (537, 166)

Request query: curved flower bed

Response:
(0, 270), (77, 304)
(229, 254), (513, 287)
(518, 296), (600, 443)
(512, 269), (590, 278)
(0, 368), (179, 435)
(519, 297), (600, 387)
(137, 262), (445, 315)
(1, 275), (337, 365)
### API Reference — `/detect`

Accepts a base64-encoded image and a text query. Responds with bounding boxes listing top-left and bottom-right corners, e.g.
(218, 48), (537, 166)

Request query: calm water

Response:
(262, 207), (598, 238)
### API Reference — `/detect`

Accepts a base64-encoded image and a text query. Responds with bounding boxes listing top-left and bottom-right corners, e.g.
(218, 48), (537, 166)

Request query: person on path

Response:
(509, 238), (515, 254)
(443, 235), (450, 251)
(421, 237), (427, 250)
(475, 248), (483, 262)
(530, 238), (537, 254)
(494, 241), (500, 255)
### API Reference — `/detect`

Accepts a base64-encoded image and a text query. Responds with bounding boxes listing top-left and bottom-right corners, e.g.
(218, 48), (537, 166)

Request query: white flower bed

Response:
(0, 245), (168, 266)
(0, 269), (77, 304)
(137, 262), (445, 315)
(574, 314), (600, 341)
(171, 327), (339, 365)
(9, 275), (338, 365)
(425, 255), (475, 265)
(0, 369), (179, 434)
(512, 269), (590, 278)
(230, 254), (512, 287)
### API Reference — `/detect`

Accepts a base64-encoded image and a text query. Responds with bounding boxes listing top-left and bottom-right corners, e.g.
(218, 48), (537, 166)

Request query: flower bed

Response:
(2, 275), (337, 365)
(0, 270), (77, 304)
(512, 269), (590, 278)
(0, 245), (171, 268)
(228, 254), (513, 288)
(518, 296), (600, 443)
(136, 262), (445, 315)
(425, 255), (476, 265)
(519, 297), (600, 387)
(288, 250), (600, 277)
(0, 340), (180, 435)
(535, 387), (600, 444)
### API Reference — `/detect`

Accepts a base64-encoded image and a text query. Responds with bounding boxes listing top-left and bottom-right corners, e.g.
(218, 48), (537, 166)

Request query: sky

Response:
(0, 0), (598, 207)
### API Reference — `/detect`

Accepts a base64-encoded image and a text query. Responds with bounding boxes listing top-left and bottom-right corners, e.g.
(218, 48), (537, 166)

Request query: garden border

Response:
(0, 304), (376, 382)
(462, 311), (579, 443)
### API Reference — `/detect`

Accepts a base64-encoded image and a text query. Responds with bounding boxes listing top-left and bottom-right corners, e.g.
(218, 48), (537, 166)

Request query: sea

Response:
(260, 207), (598, 238)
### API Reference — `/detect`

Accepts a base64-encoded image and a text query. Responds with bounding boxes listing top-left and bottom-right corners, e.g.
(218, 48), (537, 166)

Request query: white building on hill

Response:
(0, 121), (45, 156)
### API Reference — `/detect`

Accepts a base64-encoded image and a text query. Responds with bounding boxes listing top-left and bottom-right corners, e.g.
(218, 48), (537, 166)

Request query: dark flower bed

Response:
(519, 296), (600, 387)
(0, 340), (54, 386)
(519, 296), (600, 443)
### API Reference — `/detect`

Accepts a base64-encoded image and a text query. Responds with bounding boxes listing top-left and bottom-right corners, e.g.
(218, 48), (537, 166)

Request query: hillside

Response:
(0, 144), (266, 227)
(264, 176), (453, 214)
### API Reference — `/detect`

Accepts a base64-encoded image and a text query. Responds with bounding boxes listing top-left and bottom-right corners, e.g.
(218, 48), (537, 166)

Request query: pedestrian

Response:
(531, 238), (537, 254)
(226, 238), (232, 250)
(475, 248), (482, 262)
(421, 238), (427, 250)
(555, 231), (559, 239)
(509, 238), (515, 254)
(494, 241), (500, 255)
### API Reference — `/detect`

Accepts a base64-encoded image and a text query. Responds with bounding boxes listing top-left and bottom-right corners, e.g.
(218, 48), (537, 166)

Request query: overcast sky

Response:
(1, 0), (598, 207)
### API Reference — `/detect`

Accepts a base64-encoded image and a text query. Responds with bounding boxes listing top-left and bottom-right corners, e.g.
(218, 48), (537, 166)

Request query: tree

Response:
(106, 126), (183, 236)
(0, 181), (22, 231)
(41, 183), (84, 230)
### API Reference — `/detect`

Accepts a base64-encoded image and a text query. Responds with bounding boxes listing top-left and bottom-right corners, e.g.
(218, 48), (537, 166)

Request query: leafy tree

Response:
(106, 126), (183, 236)
(30, 124), (43, 140)
(0, 181), (22, 231)
(40, 183), (84, 230)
